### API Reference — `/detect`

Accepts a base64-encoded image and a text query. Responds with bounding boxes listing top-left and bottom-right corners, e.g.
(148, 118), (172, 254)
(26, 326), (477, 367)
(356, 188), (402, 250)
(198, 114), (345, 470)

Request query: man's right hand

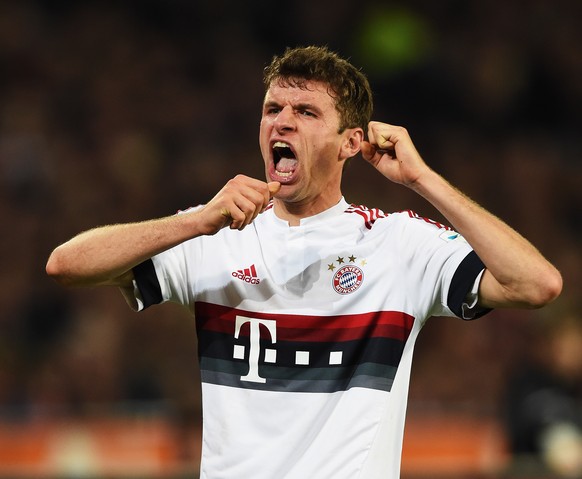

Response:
(197, 175), (281, 235)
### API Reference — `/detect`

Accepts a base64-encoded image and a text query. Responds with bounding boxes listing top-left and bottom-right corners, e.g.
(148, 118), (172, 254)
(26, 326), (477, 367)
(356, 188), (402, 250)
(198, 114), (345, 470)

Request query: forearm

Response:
(46, 212), (202, 288)
(411, 169), (562, 308)
(47, 175), (278, 289)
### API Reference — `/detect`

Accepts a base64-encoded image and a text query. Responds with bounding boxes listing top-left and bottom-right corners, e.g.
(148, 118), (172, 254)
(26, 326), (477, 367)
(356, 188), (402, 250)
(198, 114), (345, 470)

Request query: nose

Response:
(274, 106), (296, 133)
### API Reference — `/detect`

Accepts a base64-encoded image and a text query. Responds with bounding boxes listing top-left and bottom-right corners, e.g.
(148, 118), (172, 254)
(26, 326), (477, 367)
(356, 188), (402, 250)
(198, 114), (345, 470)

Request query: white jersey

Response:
(131, 198), (489, 479)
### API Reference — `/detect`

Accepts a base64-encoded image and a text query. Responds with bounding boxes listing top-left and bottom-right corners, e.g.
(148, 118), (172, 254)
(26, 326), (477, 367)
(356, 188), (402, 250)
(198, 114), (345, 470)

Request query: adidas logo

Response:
(232, 264), (261, 284)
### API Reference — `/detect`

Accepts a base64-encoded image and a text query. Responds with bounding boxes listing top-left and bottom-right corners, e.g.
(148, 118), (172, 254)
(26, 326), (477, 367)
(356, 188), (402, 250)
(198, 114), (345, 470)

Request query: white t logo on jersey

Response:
(234, 316), (277, 383)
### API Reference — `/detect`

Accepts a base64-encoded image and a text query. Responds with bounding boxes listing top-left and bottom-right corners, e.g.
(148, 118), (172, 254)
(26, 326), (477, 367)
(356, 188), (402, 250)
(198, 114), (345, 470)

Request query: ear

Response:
(340, 128), (364, 161)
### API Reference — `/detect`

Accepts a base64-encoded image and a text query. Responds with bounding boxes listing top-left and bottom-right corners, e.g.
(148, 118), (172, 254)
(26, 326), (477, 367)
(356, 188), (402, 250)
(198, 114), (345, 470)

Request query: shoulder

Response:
(395, 210), (454, 232)
(343, 203), (390, 229)
(343, 206), (461, 246)
(343, 204), (447, 230)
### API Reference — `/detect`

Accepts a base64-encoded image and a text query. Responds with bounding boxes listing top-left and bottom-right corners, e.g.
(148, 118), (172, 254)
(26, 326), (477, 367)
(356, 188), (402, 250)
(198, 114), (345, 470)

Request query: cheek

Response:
(259, 120), (266, 140)
(259, 122), (270, 156)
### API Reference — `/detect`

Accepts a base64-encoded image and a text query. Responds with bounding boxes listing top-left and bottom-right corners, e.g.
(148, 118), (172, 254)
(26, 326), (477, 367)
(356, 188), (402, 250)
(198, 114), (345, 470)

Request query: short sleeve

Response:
(447, 251), (492, 320)
(132, 258), (163, 310)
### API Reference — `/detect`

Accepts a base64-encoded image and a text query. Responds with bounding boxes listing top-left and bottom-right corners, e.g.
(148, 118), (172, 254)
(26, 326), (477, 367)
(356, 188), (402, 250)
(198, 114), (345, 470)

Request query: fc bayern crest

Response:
(332, 265), (364, 295)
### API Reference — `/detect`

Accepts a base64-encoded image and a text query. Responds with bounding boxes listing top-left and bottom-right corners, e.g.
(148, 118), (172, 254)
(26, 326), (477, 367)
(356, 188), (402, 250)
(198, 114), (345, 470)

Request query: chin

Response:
(274, 184), (302, 203)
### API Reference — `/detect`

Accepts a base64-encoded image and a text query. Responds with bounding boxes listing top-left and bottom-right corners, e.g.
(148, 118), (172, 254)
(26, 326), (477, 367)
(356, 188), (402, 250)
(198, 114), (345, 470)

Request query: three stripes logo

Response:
(232, 264), (261, 284)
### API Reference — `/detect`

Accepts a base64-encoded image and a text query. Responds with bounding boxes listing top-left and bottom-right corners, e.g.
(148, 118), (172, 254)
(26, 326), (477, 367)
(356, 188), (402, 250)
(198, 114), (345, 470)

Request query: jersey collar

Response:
(268, 197), (350, 228)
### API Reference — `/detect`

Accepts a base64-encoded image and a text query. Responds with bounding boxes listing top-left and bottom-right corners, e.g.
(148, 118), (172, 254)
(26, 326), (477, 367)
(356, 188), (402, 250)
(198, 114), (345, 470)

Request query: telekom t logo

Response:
(233, 316), (277, 383)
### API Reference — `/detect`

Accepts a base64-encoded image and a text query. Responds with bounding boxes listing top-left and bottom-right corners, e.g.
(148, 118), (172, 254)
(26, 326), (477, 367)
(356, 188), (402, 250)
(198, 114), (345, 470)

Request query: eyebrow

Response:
(263, 100), (323, 115)
(263, 100), (280, 109)
(295, 103), (322, 114)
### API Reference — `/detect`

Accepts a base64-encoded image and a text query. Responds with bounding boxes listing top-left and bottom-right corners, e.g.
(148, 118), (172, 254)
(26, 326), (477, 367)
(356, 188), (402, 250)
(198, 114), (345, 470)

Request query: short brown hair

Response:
(263, 46), (373, 133)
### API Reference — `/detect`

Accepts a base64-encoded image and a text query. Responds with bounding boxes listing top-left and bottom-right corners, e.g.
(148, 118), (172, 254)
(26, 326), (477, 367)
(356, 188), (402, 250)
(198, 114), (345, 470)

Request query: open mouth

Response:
(272, 141), (298, 179)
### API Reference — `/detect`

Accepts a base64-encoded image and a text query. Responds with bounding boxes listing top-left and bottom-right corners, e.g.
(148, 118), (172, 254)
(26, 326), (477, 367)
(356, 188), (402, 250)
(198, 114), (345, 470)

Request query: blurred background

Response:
(0, 0), (580, 477)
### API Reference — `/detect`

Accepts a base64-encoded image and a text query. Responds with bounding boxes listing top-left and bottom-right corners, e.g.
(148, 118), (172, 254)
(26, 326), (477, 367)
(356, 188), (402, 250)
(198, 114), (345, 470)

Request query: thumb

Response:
(268, 181), (281, 196)
(360, 141), (376, 162)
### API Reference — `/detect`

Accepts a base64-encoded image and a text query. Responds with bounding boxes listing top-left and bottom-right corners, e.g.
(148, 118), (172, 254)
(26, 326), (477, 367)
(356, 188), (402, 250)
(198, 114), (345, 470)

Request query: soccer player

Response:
(46, 46), (562, 478)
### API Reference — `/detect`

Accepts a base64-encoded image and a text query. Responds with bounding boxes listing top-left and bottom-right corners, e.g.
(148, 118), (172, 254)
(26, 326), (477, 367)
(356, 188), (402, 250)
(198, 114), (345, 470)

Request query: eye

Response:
(299, 109), (316, 117)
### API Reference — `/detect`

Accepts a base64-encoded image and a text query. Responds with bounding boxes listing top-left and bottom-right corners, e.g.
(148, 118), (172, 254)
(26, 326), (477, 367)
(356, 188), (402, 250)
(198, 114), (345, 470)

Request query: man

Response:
(47, 46), (562, 478)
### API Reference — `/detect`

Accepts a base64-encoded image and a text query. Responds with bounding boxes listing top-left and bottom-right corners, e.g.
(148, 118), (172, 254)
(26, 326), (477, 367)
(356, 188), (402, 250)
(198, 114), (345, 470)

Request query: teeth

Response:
(272, 141), (296, 179)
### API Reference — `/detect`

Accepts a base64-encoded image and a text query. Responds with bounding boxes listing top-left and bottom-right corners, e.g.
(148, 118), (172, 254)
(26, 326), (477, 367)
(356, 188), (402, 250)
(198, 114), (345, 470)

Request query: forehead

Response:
(264, 80), (337, 109)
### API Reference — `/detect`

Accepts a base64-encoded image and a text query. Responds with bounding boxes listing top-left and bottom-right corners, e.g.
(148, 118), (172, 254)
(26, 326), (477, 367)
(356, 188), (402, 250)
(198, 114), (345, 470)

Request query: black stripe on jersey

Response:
(200, 365), (396, 393)
(199, 330), (407, 370)
(447, 250), (491, 320)
(133, 258), (163, 308)
(197, 330), (406, 393)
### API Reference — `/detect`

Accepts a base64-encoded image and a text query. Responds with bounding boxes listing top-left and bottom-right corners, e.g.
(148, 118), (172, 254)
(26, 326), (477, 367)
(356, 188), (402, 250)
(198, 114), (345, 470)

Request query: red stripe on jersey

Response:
(345, 204), (388, 229)
(278, 323), (411, 343)
(195, 302), (414, 343)
(262, 201), (275, 212)
(404, 210), (452, 231)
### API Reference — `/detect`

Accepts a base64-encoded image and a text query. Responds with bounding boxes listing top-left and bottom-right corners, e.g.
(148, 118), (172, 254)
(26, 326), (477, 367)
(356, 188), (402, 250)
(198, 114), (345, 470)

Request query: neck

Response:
(272, 193), (343, 226)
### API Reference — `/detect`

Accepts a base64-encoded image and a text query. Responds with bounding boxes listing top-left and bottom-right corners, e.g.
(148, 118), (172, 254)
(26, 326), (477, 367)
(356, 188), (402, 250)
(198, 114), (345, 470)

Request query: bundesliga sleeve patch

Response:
(439, 230), (467, 243)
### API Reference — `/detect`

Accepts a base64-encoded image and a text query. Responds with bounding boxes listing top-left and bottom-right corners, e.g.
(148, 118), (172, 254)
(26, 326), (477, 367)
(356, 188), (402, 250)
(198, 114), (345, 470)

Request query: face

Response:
(259, 80), (360, 213)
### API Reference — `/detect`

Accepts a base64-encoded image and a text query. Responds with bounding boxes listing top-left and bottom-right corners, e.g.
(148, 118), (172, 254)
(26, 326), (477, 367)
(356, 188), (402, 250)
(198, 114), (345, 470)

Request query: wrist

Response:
(408, 167), (443, 197)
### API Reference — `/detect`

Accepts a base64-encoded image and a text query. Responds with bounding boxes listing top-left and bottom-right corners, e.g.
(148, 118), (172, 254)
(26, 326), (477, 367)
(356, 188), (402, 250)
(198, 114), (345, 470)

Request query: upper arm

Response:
(478, 269), (520, 309)
(478, 265), (562, 310)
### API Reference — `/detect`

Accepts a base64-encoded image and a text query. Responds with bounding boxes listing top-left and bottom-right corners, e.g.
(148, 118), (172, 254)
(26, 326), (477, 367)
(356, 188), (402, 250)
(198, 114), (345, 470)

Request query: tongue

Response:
(275, 157), (298, 173)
